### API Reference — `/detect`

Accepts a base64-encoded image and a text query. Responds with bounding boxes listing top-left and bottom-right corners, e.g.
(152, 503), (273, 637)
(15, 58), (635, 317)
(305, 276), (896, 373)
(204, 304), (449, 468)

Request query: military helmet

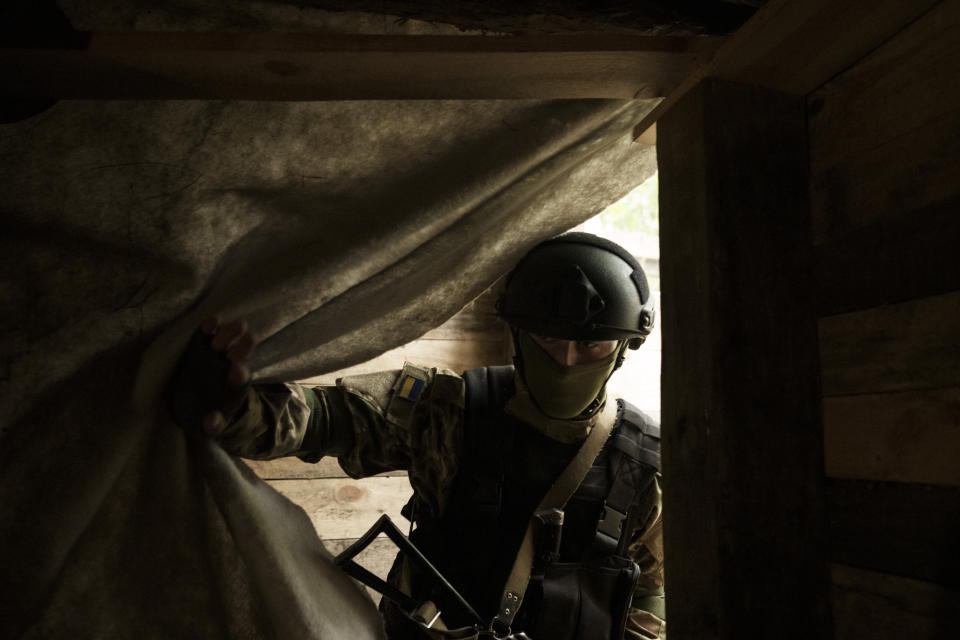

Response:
(497, 232), (655, 347)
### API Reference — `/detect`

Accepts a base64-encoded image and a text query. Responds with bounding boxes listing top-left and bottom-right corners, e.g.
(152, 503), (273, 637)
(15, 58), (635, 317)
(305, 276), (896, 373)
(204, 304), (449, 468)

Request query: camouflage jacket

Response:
(218, 364), (665, 640)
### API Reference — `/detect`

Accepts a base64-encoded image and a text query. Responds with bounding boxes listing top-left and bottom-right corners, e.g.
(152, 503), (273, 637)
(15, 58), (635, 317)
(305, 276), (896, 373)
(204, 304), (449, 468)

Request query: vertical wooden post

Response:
(657, 78), (831, 639)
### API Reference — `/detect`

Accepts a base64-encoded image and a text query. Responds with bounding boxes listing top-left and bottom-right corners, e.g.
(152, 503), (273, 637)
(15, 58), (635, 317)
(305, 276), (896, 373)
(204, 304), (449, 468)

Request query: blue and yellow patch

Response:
(398, 374), (425, 402)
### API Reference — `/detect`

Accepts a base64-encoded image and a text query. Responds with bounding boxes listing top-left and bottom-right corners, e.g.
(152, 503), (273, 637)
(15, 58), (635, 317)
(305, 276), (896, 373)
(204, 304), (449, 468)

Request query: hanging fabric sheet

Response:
(0, 50), (657, 640)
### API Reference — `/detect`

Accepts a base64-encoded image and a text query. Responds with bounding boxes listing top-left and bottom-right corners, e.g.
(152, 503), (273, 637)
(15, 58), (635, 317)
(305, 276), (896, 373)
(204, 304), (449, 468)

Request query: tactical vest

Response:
(382, 365), (660, 640)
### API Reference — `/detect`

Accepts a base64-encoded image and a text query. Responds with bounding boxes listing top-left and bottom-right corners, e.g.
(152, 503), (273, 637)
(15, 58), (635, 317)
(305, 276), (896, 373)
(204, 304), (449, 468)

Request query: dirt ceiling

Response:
(248, 0), (762, 35)
(3, 0), (761, 38)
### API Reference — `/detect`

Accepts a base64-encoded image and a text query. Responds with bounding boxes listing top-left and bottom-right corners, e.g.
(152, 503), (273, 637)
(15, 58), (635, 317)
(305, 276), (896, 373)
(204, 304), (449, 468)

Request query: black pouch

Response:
(523, 555), (640, 640)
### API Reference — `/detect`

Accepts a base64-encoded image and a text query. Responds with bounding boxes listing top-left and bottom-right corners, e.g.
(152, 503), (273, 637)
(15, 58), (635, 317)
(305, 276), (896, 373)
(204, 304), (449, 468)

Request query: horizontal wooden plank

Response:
(248, 456), (345, 479)
(819, 291), (960, 396)
(418, 279), (507, 340)
(809, 107), (960, 244)
(808, 1), (960, 257)
(808, 0), (960, 173)
(825, 479), (960, 586)
(0, 33), (721, 100)
(268, 477), (412, 540)
(246, 456), (407, 480)
(300, 335), (510, 385)
(420, 318), (503, 342)
(831, 563), (960, 640)
(14, 32), (720, 54)
(633, 0), (939, 139)
(813, 201), (960, 316)
(464, 278), (505, 314)
(824, 387), (960, 486)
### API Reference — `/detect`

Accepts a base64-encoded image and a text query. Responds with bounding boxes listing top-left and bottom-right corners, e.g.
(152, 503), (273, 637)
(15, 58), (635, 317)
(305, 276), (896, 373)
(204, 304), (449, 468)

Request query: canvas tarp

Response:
(0, 92), (657, 638)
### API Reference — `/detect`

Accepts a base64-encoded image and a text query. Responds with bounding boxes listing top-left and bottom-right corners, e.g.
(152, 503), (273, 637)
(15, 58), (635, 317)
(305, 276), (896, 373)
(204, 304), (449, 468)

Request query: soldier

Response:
(169, 232), (665, 640)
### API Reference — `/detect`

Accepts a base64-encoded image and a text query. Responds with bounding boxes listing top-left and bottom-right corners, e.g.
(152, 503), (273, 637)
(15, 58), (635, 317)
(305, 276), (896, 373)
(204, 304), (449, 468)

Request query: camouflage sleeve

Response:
(215, 382), (316, 460)
(216, 363), (465, 518)
(624, 473), (666, 640)
(335, 363), (465, 519)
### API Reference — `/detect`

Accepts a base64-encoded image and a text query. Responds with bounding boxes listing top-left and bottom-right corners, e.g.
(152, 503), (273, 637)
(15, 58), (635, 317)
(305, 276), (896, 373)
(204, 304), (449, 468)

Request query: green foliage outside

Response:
(593, 171), (659, 236)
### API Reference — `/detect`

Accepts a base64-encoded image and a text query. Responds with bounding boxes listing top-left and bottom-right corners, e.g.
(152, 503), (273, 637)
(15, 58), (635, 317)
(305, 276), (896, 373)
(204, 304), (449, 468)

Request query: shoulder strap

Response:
(490, 399), (619, 636)
(463, 365), (515, 423)
(460, 366), (515, 518)
(403, 366), (515, 525)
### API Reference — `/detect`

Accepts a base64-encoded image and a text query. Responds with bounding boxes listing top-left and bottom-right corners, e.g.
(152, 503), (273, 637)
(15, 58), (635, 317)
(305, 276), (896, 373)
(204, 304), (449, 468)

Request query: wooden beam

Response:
(0, 32), (721, 100)
(633, 0), (942, 140)
(658, 78), (830, 639)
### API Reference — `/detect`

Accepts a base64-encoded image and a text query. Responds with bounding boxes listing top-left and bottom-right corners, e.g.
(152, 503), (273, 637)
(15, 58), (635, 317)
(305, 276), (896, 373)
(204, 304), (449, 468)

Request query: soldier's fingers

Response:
(227, 362), (250, 388)
(203, 411), (225, 436)
(211, 320), (246, 351)
(200, 316), (220, 336)
(227, 330), (257, 364)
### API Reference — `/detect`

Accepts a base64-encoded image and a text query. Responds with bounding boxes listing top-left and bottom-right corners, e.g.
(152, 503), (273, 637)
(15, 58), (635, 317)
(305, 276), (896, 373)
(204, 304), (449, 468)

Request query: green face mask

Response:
(518, 332), (620, 419)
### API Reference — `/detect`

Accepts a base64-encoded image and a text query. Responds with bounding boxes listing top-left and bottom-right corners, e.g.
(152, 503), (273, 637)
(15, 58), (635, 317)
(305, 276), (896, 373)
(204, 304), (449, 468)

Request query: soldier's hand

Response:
(167, 316), (257, 437)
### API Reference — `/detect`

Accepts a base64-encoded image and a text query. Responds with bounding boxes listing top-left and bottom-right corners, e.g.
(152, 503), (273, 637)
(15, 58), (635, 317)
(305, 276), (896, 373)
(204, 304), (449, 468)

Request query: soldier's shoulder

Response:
(337, 369), (402, 413)
(337, 363), (465, 425)
(613, 398), (661, 472)
(615, 398), (660, 429)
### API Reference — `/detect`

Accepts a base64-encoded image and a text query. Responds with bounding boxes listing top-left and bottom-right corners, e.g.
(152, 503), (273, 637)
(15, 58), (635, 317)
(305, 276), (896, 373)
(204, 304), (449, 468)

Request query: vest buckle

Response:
(597, 503), (626, 540)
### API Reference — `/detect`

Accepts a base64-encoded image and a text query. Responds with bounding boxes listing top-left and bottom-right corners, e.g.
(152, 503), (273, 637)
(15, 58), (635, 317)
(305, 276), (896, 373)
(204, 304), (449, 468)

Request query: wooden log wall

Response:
(246, 283), (511, 601)
(808, 1), (960, 636)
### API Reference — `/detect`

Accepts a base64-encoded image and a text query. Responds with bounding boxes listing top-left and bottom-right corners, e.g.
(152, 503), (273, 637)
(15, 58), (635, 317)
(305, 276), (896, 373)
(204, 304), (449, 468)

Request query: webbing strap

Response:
(462, 367), (515, 519)
(490, 399), (619, 635)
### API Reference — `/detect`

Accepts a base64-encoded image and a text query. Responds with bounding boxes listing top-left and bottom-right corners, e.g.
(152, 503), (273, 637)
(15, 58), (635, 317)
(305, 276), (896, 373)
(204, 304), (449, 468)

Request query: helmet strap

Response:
(613, 340), (630, 371)
(509, 326), (525, 379)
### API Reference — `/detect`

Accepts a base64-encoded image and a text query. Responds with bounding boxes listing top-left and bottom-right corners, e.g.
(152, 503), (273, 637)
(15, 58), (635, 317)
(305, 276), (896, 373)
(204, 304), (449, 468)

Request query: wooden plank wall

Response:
(808, 1), (960, 636)
(246, 283), (511, 601)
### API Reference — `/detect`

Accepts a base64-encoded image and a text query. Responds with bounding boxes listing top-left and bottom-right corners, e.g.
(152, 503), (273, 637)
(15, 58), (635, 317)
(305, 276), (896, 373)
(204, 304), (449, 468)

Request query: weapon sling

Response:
(488, 398), (619, 637)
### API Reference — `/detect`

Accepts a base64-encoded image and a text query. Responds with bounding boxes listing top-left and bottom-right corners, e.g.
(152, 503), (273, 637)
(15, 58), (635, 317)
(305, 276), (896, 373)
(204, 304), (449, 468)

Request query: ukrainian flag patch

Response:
(398, 374), (425, 402)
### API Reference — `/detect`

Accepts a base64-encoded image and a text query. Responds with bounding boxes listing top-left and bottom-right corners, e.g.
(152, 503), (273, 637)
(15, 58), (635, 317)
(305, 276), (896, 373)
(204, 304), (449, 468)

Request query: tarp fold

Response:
(0, 97), (656, 638)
